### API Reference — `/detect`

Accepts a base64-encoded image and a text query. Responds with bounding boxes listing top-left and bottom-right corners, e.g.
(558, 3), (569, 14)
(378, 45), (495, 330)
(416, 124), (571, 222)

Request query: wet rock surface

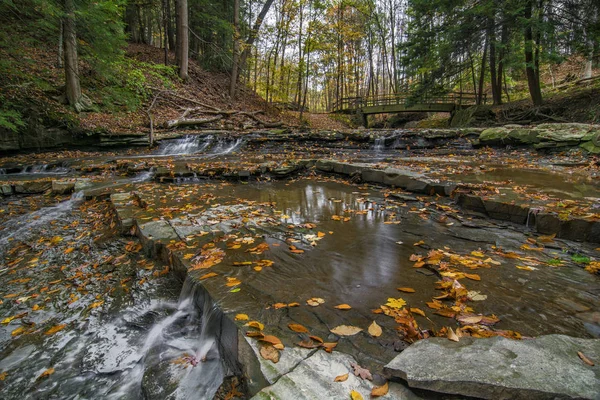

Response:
(385, 334), (600, 400)
(0, 126), (598, 399)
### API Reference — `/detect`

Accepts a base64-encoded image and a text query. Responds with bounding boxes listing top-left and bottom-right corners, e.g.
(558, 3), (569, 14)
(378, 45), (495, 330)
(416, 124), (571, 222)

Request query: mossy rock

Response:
(479, 127), (509, 145)
(507, 129), (541, 144)
(580, 140), (600, 154)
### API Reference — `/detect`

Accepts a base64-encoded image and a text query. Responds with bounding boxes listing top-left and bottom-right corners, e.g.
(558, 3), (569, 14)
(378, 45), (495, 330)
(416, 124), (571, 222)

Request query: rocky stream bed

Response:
(0, 124), (599, 399)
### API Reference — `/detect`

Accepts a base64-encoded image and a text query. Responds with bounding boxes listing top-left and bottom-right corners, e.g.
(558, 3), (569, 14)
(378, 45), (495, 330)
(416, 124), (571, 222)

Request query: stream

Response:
(0, 131), (598, 399)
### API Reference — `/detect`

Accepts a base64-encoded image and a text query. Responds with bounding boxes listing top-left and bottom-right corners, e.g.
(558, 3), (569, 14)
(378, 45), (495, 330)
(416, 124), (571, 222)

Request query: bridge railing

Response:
(331, 92), (486, 112)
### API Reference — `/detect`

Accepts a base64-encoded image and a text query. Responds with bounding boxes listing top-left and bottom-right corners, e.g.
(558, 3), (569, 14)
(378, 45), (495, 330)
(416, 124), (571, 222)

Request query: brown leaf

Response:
(331, 325), (362, 336)
(321, 342), (338, 353)
(261, 335), (284, 349)
(246, 331), (264, 338)
(297, 339), (322, 349)
(457, 314), (483, 325)
(447, 327), (459, 342)
(577, 351), (595, 366)
(410, 307), (426, 317)
(288, 323), (309, 333)
(350, 362), (372, 380)
(334, 303), (352, 310)
(371, 381), (389, 397)
(368, 321), (382, 337)
(259, 344), (280, 363)
(309, 335), (324, 343)
(397, 287), (415, 293)
(334, 373), (349, 382)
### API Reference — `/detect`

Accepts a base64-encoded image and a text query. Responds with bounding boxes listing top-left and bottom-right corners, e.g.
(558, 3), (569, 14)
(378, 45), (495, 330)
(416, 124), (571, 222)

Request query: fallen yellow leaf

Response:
(235, 314), (249, 321)
(397, 287), (415, 293)
(368, 321), (382, 337)
(350, 390), (364, 400)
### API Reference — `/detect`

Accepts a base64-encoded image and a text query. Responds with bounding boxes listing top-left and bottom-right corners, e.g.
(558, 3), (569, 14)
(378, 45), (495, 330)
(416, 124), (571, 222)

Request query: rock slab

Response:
(384, 334), (600, 400)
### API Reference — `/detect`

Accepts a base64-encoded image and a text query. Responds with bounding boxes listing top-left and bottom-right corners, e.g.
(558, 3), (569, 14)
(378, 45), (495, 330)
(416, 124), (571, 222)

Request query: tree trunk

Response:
(495, 21), (509, 105)
(524, 0), (543, 106)
(57, 22), (63, 68)
(488, 15), (502, 105)
(229, 0), (240, 98)
(63, 0), (83, 111)
(176, 0), (188, 80)
(477, 36), (488, 105)
(239, 0), (276, 83)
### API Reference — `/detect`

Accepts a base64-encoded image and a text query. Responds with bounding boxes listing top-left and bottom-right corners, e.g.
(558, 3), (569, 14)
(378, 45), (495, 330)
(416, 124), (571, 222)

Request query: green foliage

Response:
(93, 59), (177, 111)
(0, 107), (25, 132)
(547, 258), (563, 266)
(571, 254), (591, 264)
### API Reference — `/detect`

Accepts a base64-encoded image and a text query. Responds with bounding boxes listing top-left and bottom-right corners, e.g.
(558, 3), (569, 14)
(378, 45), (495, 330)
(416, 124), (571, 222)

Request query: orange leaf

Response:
(464, 273), (481, 281)
(334, 373), (349, 382)
(199, 272), (218, 280)
(397, 287), (415, 293)
(45, 324), (66, 335)
(371, 381), (389, 397)
(334, 304), (352, 310)
(288, 323), (309, 333)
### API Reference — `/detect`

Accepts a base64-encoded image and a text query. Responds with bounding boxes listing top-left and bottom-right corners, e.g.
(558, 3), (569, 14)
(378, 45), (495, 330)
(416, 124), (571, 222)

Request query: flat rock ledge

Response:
(384, 334), (600, 400)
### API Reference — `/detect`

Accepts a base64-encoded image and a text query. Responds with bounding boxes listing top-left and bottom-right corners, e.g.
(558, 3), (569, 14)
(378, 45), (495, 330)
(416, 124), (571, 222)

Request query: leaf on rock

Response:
(350, 390), (364, 400)
(334, 304), (352, 310)
(467, 291), (487, 301)
(246, 321), (265, 331)
(464, 273), (481, 281)
(368, 321), (382, 337)
(577, 351), (595, 366)
(321, 342), (338, 353)
(371, 381), (389, 397)
(385, 298), (406, 309)
(259, 344), (280, 363)
(447, 327), (459, 342)
(45, 324), (66, 335)
(288, 323), (309, 333)
(350, 362), (372, 380)
(331, 325), (362, 336)
(397, 287), (415, 293)
(235, 314), (249, 321)
(334, 373), (349, 382)
(37, 368), (55, 380)
(306, 297), (325, 307)
(199, 272), (218, 280)
(410, 307), (426, 317)
(261, 335), (284, 350)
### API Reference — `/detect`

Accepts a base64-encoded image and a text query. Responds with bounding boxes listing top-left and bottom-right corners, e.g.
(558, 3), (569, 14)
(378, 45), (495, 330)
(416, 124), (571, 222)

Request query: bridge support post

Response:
(357, 110), (368, 128)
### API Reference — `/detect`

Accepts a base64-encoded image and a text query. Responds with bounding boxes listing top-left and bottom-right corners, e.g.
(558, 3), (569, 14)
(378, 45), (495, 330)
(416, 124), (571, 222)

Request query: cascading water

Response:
(373, 137), (386, 151)
(156, 135), (245, 157)
(157, 135), (214, 156)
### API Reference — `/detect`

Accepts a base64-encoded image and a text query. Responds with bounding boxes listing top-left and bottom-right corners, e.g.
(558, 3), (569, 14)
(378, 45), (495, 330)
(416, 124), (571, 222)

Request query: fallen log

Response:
(164, 115), (223, 129)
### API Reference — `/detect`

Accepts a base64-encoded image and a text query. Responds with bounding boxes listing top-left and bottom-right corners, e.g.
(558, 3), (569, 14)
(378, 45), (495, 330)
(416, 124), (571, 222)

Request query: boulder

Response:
(580, 140), (600, 154)
(253, 349), (419, 400)
(52, 179), (76, 194)
(479, 127), (510, 145)
(384, 335), (600, 400)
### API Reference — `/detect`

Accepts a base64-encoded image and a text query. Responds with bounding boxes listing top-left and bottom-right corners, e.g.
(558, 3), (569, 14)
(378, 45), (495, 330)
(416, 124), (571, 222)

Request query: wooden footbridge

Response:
(331, 92), (486, 126)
